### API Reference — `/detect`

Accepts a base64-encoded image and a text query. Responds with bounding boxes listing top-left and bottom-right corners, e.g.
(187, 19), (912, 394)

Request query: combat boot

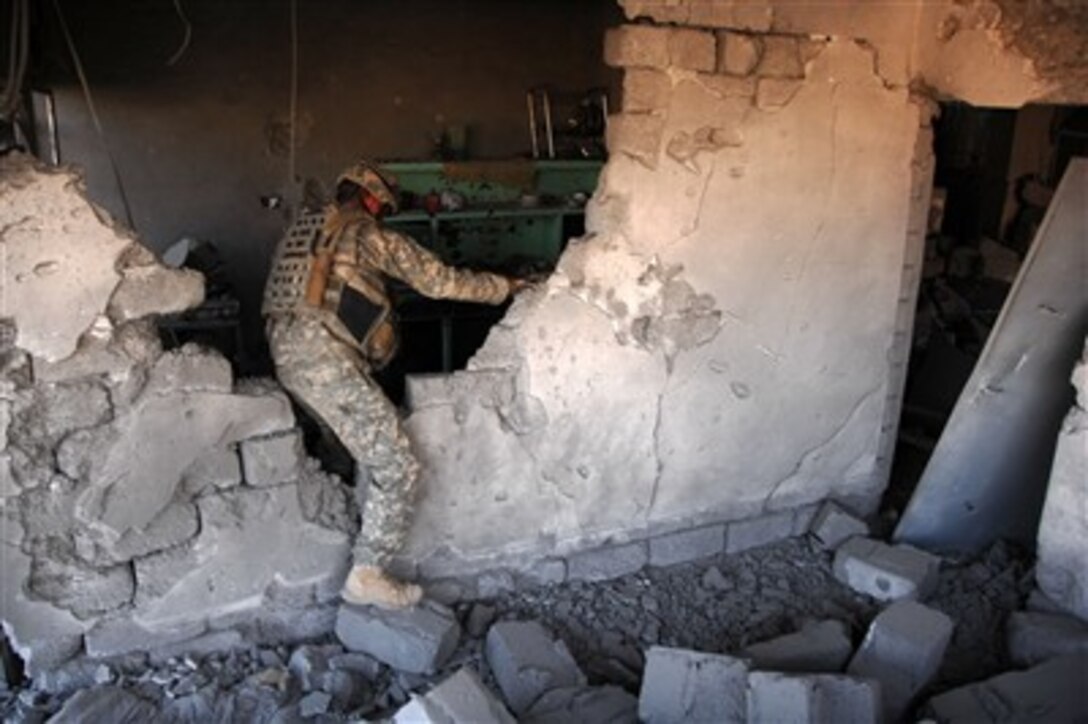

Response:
(341, 565), (423, 609)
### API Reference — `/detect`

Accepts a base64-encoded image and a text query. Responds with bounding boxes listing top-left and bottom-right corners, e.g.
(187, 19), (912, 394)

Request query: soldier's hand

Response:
(507, 276), (536, 295)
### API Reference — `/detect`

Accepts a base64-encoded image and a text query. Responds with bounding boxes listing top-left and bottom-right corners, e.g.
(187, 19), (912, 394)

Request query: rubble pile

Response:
(1, 155), (356, 677)
(3, 517), (1070, 723)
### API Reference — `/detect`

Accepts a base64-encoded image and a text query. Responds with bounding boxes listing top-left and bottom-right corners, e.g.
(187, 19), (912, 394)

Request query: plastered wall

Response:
(397, 0), (1088, 576)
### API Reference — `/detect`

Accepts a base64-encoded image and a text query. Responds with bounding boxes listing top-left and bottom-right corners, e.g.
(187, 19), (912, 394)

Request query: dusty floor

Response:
(0, 534), (1031, 723)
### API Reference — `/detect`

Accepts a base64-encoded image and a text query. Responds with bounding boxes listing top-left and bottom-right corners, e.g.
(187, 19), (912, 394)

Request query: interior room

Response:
(1, 1), (1086, 721)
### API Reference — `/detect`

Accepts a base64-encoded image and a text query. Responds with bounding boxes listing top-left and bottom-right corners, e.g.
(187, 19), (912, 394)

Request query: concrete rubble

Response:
(0, 532), (1070, 722)
(336, 602), (461, 675)
(746, 671), (880, 724)
(1006, 611), (1088, 667)
(1035, 338), (1088, 621)
(638, 647), (748, 723)
(833, 537), (941, 602)
(927, 654), (1088, 722)
(393, 668), (515, 724)
(484, 620), (586, 715)
(742, 619), (853, 673)
(809, 501), (870, 551)
(0, 155), (354, 675)
(847, 600), (954, 722)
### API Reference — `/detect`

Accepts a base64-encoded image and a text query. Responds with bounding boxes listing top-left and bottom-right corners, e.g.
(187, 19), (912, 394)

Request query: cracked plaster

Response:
(400, 37), (925, 573)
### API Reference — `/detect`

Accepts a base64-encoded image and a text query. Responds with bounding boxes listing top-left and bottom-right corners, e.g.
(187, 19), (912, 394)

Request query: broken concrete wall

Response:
(1, 155), (354, 674)
(1036, 339), (1088, 621)
(395, 0), (1088, 580)
(400, 12), (938, 576)
(619, 0), (1088, 106)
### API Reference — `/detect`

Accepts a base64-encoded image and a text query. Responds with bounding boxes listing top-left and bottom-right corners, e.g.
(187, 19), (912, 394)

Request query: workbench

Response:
(379, 159), (602, 377)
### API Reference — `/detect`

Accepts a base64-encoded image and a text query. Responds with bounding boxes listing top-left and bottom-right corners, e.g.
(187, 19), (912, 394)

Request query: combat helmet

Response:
(337, 161), (399, 215)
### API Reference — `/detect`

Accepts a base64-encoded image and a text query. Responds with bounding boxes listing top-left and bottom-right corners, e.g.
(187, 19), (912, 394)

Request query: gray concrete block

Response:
(848, 600), (954, 722)
(522, 685), (638, 724)
(567, 541), (647, 582)
(638, 646), (748, 724)
(726, 510), (795, 554)
(811, 675), (881, 724)
(810, 501), (869, 550)
(485, 620), (586, 715)
(240, 429), (303, 487)
(47, 685), (158, 723)
(335, 601), (460, 675)
(833, 537), (940, 602)
(1007, 610), (1088, 666)
(747, 672), (880, 724)
(747, 672), (820, 724)
(743, 619), (854, 673)
(928, 654), (1088, 722)
(648, 524), (725, 567)
(394, 668), (516, 724)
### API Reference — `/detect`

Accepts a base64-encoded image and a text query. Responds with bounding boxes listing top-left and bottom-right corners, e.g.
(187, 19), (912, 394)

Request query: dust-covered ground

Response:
(0, 535), (1032, 723)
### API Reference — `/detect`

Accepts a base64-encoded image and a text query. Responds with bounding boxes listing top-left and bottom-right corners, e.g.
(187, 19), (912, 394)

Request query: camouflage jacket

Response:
(264, 204), (510, 367)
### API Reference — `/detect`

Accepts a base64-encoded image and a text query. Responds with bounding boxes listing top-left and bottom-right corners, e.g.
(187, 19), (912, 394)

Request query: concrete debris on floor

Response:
(2, 528), (1060, 723)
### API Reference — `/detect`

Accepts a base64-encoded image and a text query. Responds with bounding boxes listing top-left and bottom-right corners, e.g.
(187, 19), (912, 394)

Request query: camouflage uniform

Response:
(265, 204), (510, 567)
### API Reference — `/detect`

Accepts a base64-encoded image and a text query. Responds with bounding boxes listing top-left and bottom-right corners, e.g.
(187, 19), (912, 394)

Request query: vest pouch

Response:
(336, 283), (387, 347)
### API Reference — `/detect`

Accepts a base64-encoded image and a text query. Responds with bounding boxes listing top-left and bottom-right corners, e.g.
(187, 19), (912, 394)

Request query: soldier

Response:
(263, 161), (527, 608)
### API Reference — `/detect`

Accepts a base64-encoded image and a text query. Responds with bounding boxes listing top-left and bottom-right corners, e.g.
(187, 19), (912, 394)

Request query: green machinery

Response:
(378, 159), (602, 377)
(382, 159), (602, 271)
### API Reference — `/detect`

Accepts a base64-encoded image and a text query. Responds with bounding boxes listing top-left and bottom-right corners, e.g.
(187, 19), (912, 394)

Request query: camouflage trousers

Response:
(267, 313), (420, 568)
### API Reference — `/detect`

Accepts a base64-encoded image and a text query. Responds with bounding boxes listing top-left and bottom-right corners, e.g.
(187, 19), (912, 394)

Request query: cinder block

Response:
(240, 429), (303, 487)
(638, 646), (748, 723)
(523, 685), (638, 724)
(394, 668), (516, 724)
(747, 674), (881, 724)
(694, 73), (757, 98)
(717, 31), (763, 76)
(649, 524), (725, 567)
(812, 675), (881, 724)
(567, 541), (647, 582)
(848, 600), (954, 722)
(485, 621), (586, 715)
(743, 619), (853, 673)
(747, 672), (820, 724)
(604, 25), (671, 69)
(622, 69), (671, 113)
(756, 35), (803, 78)
(833, 537), (940, 602)
(1007, 611), (1088, 666)
(668, 28), (716, 72)
(928, 654), (1088, 722)
(726, 510), (794, 554)
(810, 502), (870, 551)
(335, 601), (461, 675)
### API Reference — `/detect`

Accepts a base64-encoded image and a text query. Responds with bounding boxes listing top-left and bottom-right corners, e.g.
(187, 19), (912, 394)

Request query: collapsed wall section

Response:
(400, 18), (935, 576)
(1036, 339), (1088, 621)
(1, 155), (355, 674)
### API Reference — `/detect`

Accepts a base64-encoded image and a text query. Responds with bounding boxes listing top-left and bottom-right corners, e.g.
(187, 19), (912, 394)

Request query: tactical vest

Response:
(263, 207), (395, 364)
